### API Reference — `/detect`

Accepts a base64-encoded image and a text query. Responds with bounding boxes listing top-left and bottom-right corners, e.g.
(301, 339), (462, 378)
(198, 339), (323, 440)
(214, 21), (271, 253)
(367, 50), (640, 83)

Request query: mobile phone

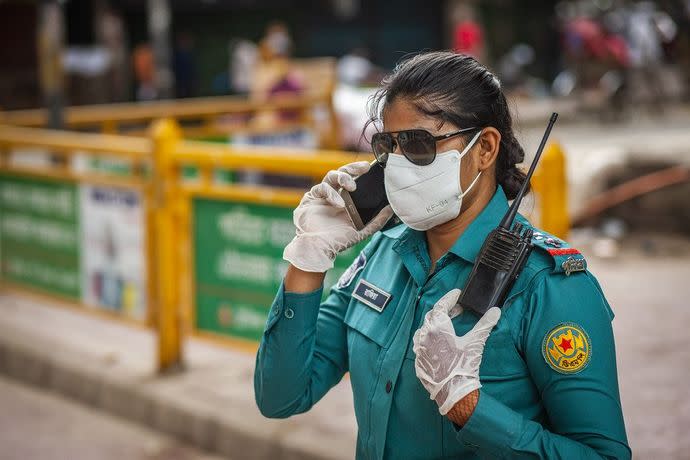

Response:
(339, 161), (389, 230)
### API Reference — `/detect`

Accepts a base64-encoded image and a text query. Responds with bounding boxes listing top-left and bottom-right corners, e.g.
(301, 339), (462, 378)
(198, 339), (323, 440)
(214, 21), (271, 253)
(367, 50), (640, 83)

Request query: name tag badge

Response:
(352, 279), (392, 313)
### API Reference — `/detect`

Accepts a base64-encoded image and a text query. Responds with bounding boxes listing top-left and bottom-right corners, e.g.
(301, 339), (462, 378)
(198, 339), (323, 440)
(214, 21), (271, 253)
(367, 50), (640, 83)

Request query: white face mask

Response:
(383, 131), (482, 231)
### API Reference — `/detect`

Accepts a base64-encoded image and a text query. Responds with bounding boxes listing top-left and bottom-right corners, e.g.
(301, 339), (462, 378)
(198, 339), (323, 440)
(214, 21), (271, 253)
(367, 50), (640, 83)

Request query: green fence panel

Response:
(0, 173), (148, 320)
(0, 173), (81, 299)
(193, 197), (364, 341)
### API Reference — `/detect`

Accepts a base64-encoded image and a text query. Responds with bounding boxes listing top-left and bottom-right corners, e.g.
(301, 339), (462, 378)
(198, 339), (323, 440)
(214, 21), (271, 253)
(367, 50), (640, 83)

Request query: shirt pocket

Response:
(479, 325), (527, 379)
(343, 297), (395, 349)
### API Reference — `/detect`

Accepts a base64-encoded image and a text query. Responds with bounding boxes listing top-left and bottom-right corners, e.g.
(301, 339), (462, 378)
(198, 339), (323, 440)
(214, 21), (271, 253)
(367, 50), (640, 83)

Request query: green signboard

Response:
(0, 173), (147, 320)
(0, 174), (80, 299)
(193, 197), (363, 341)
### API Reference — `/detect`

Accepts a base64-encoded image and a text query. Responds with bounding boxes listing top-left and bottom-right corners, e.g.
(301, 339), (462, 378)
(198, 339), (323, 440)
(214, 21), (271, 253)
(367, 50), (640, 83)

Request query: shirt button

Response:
(284, 308), (294, 319)
(385, 380), (392, 393)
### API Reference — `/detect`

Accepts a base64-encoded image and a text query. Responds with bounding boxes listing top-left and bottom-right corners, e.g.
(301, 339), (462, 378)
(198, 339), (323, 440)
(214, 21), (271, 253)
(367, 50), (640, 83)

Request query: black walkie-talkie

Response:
(459, 113), (559, 316)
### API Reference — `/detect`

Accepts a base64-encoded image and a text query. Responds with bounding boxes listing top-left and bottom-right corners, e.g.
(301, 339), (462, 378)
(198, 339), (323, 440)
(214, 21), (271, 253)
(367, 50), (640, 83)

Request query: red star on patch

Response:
(559, 338), (573, 353)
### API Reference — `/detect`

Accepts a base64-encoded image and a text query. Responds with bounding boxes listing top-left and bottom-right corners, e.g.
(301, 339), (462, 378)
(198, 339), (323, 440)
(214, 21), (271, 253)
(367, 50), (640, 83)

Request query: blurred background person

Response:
(337, 47), (384, 88)
(260, 20), (292, 60)
(132, 42), (157, 101)
(451, 3), (485, 61)
(553, 0), (632, 120)
(97, 5), (129, 103)
(173, 31), (197, 99)
(252, 21), (304, 124)
(228, 38), (258, 96)
(37, 1), (65, 128)
(626, 1), (677, 113)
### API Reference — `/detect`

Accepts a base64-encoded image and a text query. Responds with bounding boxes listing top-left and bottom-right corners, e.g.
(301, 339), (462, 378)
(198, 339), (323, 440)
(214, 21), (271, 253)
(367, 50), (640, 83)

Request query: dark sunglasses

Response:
(371, 126), (480, 166)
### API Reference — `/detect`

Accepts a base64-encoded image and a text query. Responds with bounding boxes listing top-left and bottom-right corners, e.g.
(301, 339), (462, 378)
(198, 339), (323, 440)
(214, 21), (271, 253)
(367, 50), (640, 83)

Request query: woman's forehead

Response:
(382, 98), (448, 132)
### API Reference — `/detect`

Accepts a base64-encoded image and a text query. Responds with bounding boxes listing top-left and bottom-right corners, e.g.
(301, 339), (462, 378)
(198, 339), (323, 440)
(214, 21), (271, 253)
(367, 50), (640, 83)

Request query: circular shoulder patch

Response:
(542, 323), (591, 374)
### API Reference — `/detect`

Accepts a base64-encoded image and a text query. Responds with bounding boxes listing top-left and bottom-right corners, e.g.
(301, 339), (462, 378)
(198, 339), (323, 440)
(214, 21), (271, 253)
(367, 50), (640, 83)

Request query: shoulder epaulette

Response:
(531, 230), (587, 276)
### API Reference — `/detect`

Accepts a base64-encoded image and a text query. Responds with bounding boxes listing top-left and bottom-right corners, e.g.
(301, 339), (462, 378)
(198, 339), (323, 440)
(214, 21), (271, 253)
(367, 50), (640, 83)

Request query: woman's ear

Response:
(475, 127), (501, 171)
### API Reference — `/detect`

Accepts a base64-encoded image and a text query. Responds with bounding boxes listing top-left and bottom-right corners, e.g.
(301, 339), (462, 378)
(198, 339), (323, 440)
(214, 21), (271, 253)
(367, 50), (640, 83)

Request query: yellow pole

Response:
(532, 142), (570, 239)
(149, 118), (184, 372)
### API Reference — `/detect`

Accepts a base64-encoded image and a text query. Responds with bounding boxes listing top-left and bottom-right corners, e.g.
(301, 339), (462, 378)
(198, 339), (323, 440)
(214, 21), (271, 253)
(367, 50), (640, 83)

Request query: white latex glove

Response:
(283, 161), (393, 273)
(413, 289), (501, 415)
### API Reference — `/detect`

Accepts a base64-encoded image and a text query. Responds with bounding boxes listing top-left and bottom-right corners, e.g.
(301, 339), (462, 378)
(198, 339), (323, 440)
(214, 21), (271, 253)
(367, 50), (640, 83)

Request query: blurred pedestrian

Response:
(451, 4), (485, 61)
(97, 6), (128, 102)
(37, 1), (65, 128)
(259, 21), (292, 62)
(236, 22), (309, 187)
(228, 38), (258, 96)
(626, 1), (677, 112)
(132, 43), (156, 101)
(252, 22), (304, 122)
(173, 32), (197, 99)
(337, 47), (383, 87)
(554, 2), (631, 119)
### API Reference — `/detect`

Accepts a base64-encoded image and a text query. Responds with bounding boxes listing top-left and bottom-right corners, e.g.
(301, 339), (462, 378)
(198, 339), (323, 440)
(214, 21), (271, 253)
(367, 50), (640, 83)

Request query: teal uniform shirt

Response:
(254, 187), (630, 459)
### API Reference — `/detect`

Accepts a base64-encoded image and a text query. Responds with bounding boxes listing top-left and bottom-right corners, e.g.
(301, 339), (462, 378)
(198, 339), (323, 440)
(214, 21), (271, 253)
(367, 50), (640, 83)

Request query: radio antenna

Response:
(498, 112), (559, 230)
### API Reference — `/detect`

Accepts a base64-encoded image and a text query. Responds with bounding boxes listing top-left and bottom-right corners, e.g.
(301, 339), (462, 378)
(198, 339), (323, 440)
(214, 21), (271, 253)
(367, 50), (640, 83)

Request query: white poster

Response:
(80, 185), (147, 320)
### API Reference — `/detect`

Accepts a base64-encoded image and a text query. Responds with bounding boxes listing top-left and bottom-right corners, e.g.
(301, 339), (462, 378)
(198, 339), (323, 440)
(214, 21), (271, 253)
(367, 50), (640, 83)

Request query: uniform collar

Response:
(381, 220), (408, 239)
(449, 186), (509, 263)
(381, 186), (509, 264)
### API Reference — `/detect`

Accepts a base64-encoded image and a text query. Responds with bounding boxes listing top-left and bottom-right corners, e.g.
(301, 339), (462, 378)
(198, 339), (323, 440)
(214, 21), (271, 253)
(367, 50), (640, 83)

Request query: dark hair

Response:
(367, 51), (527, 200)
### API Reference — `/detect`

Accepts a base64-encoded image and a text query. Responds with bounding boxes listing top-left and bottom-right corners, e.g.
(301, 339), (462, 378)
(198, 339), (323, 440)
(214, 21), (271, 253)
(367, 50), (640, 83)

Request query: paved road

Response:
(0, 376), (226, 460)
(572, 232), (690, 459)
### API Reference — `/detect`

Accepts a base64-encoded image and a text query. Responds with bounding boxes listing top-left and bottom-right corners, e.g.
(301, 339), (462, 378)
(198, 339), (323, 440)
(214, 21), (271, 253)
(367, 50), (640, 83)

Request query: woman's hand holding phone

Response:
(283, 161), (393, 274)
(339, 161), (390, 230)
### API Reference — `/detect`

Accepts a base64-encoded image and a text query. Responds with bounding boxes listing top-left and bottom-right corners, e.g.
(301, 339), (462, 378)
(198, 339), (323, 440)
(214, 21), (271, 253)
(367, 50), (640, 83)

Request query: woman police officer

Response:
(254, 51), (630, 459)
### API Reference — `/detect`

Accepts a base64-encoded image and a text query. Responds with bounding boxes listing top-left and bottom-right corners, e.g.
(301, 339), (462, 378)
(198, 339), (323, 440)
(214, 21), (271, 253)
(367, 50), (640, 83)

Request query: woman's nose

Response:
(392, 140), (403, 154)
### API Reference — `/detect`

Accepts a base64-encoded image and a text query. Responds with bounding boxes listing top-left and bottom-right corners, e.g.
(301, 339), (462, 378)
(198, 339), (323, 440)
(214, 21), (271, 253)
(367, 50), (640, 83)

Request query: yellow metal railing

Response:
(0, 124), (156, 329)
(152, 119), (364, 361)
(0, 120), (361, 371)
(1, 91), (339, 147)
(0, 120), (569, 373)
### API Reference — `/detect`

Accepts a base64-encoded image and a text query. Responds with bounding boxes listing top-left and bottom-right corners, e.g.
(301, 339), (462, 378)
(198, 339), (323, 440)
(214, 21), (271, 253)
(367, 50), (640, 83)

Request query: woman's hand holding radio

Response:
(283, 161), (393, 273)
(413, 289), (501, 418)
